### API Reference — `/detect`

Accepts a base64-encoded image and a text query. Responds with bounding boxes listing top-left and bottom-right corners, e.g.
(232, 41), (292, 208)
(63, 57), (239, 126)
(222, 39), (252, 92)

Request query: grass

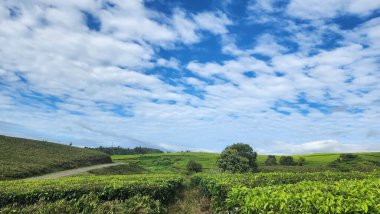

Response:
(105, 151), (380, 175)
(0, 135), (111, 180)
(168, 186), (213, 214)
(111, 152), (220, 174)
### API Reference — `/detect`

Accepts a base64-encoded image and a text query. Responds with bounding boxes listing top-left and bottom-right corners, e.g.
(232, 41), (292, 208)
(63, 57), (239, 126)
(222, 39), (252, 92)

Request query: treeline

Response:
(88, 146), (164, 155)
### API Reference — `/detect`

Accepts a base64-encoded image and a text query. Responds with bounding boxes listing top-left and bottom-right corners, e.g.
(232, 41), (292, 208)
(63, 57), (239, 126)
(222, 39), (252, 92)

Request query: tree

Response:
(338, 154), (358, 162)
(217, 143), (258, 173)
(187, 160), (203, 174)
(279, 156), (296, 166)
(265, 155), (277, 166)
(297, 157), (306, 166)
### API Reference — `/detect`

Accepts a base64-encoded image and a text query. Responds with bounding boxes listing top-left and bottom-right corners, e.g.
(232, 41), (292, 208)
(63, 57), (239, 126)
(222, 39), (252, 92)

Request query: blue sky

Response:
(0, 0), (380, 154)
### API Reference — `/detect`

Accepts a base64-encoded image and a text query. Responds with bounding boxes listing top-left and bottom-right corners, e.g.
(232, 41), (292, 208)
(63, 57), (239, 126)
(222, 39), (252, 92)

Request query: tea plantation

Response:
(1, 135), (380, 213)
(0, 135), (111, 180)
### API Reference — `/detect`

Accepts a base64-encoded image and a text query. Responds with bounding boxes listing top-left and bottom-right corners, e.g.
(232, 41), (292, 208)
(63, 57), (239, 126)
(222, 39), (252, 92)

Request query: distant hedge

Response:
(89, 146), (164, 155)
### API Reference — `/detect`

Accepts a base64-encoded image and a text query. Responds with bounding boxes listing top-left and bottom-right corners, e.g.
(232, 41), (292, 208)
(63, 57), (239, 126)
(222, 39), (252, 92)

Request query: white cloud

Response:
(193, 11), (232, 34)
(157, 143), (217, 153)
(259, 140), (380, 154)
(287, 0), (380, 19)
(172, 9), (232, 44)
(156, 57), (180, 70)
(0, 0), (379, 154)
(222, 34), (287, 57)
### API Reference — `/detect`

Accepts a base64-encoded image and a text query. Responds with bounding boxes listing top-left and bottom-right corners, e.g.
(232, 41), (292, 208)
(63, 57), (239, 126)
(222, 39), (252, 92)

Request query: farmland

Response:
(91, 151), (380, 175)
(0, 174), (182, 213)
(0, 135), (111, 180)
(1, 136), (380, 213)
(191, 171), (380, 212)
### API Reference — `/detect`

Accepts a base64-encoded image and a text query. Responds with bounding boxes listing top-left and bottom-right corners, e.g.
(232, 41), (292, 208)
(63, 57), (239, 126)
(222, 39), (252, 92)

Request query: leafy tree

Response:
(186, 160), (203, 174)
(338, 154), (358, 162)
(217, 143), (258, 173)
(279, 156), (296, 166)
(265, 155), (277, 166)
(297, 157), (306, 166)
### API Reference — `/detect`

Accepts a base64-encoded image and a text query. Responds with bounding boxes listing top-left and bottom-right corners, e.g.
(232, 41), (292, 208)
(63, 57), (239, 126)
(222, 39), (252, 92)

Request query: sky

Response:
(0, 0), (380, 154)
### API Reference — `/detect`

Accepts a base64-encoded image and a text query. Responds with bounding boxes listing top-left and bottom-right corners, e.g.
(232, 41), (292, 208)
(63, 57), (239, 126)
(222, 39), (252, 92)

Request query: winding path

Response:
(25, 162), (124, 180)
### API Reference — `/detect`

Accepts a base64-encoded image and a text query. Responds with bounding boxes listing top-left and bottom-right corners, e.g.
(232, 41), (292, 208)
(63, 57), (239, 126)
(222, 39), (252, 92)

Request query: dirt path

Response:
(25, 162), (124, 180)
(168, 185), (213, 214)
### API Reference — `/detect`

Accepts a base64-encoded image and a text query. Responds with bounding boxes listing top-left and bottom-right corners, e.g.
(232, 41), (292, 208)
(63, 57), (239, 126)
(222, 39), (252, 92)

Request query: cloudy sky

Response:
(0, 0), (379, 154)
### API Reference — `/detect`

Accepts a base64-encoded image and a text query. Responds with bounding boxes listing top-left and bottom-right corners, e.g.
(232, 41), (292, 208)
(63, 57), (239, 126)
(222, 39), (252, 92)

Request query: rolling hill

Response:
(0, 135), (111, 180)
(98, 151), (380, 175)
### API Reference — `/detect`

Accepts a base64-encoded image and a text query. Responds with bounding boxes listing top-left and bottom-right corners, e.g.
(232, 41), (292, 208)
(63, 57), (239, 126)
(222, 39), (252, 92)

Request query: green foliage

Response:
(279, 156), (296, 166)
(1, 193), (165, 214)
(0, 135), (111, 180)
(328, 153), (379, 172)
(192, 171), (378, 212)
(186, 160), (203, 174)
(88, 163), (147, 175)
(112, 152), (220, 175)
(227, 179), (380, 213)
(0, 174), (182, 207)
(217, 149), (251, 173)
(339, 153), (358, 161)
(297, 157), (306, 166)
(89, 146), (163, 155)
(111, 152), (380, 175)
(265, 155), (277, 166)
(217, 143), (258, 173)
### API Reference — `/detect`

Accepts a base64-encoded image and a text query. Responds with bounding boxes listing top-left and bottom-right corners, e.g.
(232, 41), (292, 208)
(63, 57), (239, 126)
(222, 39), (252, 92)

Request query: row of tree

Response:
(265, 155), (305, 166)
(88, 146), (164, 155)
(217, 143), (306, 173)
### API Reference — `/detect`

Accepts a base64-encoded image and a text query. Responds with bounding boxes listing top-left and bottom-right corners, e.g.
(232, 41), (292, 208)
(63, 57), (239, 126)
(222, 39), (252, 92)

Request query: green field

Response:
(90, 151), (380, 176)
(110, 152), (220, 174)
(0, 135), (111, 180)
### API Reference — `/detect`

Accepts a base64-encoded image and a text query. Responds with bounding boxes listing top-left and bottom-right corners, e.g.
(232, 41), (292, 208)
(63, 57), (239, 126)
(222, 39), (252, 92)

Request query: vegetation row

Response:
(0, 174), (182, 207)
(192, 171), (379, 212)
(0, 135), (111, 180)
(227, 179), (380, 213)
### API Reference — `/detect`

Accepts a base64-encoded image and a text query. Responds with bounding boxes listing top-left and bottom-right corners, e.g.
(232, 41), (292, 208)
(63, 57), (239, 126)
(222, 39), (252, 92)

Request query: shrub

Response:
(187, 160), (203, 174)
(0, 193), (165, 214)
(297, 157), (306, 166)
(338, 153), (358, 162)
(192, 171), (379, 212)
(0, 174), (182, 207)
(217, 143), (257, 173)
(279, 156), (296, 166)
(265, 155), (277, 166)
(227, 179), (380, 213)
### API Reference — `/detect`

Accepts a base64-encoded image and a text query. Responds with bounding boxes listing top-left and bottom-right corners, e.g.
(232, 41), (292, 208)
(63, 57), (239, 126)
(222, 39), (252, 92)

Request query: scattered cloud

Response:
(258, 140), (380, 155)
(286, 0), (380, 19)
(0, 0), (379, 154)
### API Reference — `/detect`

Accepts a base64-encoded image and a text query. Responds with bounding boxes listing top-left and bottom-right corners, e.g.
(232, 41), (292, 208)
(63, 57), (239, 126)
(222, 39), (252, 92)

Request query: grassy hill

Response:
(87, 151), (380, 175)
(0, 135), (112, 180)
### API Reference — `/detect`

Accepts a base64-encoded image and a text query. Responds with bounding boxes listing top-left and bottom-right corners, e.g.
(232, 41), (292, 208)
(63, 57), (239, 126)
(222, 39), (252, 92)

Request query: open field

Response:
(92, 151), (380, 175)
(110, 152), (220, 174)
(0, 135), (111, 180)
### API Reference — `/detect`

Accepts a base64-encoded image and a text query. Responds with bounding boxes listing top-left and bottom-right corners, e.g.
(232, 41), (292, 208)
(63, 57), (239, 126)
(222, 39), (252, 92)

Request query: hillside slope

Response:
(0, 135), (111, 180)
